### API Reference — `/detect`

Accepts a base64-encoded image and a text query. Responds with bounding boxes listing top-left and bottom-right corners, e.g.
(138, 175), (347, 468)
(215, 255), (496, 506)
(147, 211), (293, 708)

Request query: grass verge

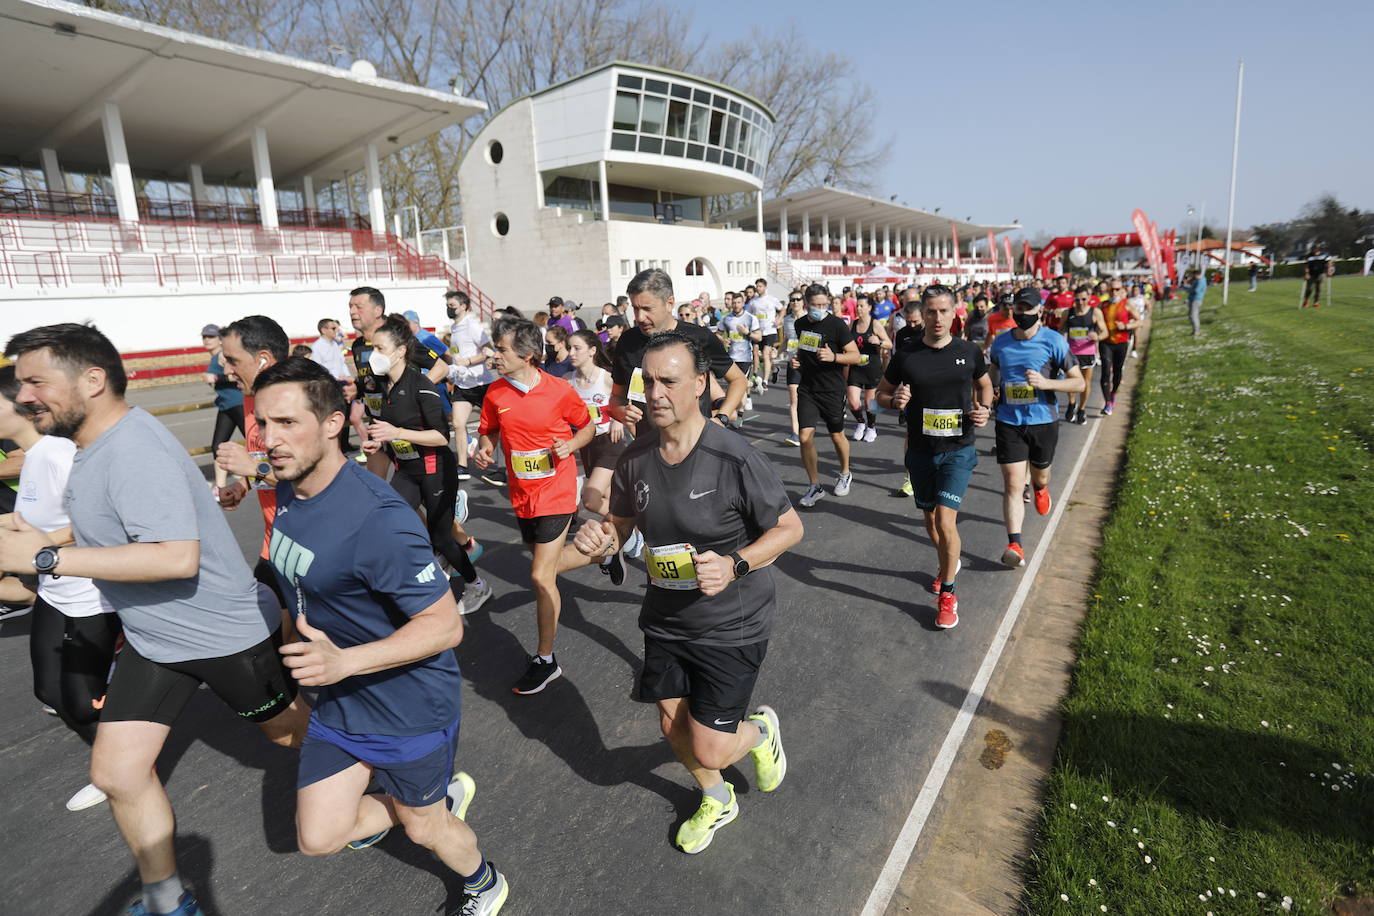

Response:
(1024, 276), (1374, 915)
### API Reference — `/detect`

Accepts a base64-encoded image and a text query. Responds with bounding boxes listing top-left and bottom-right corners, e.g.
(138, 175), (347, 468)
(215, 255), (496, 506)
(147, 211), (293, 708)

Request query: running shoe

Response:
(1033, 486), (1051, 516)
(623, 528), (645, 559)
(742, 395), (753, 411)
(1102, 400), (1114, 417)
(40, 703), (57, 716)
(512, 655), (562, 695)
(747, 705), (787, 792)
(464, 538), (485, 564)
(353, 453), (367, 463)
(0, 605), (33, 622)
(457, 466), (472, 481)
(1022, 483), (1031, 503)
(66, 782), (107, 812)
(851, 422), (867, 442)
(449, 865), (509, 916)
(935, 591), (959, 629)
(600, 548), (626, 586)
(769, 367), (779, 386)
(455, 489), (470, 525)
(675, 783), (739, 854)
(1001, 542), (1026, 568)
(783, 433), (800, 447)
(899, 476), (913, 497)
(833, 472), (852, 497)
(461, 577), (493, 615)
(1131, 349), (1138, 358)
(126, 891), (203, 916)
(1074, 408), (1087, 425)
(347, 827), (389, 850)
(798, 483), (825, 507)
(480, 468), (507, 487)
(929, 558), (962, 595)
(862, 426), (877, 443)
(447, 771), (476, 821)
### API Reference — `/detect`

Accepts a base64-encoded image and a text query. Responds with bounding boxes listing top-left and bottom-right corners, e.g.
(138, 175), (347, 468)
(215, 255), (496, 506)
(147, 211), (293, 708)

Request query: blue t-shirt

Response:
(208, 353), (244, 412)
(1190, 273), (1208, 303)
(988, 327), (1075, 426)
(872, 299), (895, 322)
(270, 461), (457, 736)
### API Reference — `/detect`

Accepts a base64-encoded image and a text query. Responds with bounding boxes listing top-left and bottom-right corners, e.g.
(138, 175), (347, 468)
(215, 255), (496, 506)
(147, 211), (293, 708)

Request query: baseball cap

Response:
(1013, 287), (1041, 308)
(547, 296), (564, 308)
(200, 324), (220, 337)
(402, 310), (420, 322)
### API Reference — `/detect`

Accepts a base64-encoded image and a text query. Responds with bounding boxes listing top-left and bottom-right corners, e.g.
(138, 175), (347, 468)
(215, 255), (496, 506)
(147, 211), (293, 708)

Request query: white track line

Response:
(860, 411), (1107, 916)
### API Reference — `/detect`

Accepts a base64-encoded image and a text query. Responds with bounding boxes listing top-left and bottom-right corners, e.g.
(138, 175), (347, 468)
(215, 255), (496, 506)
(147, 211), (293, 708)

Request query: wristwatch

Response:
(713, 413), (731, 426)
(728, 551), (750, 579)
(33, 545), (61, 578)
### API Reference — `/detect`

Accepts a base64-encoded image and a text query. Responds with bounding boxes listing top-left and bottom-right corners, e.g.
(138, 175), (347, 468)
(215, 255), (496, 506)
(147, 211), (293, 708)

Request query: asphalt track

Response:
(0, 375), (1111, 915)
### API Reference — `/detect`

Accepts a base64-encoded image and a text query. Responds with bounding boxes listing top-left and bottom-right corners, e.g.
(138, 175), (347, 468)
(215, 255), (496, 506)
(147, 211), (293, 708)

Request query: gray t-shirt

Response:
(67, 407), (269, 663)
(610, 421), (792, 646)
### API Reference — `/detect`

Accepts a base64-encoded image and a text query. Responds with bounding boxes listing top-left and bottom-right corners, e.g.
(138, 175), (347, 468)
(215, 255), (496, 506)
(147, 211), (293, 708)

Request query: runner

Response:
(746, 278), (782, 390)
(964, 294), (991, 349)
(444, 290), (495, 482)
(473, 318), (595, 695)
(1061, 288), (1107, 424)
(847, 297), (891, 443)
(780, 292), (805, 447)
(1043, 275), (1075, 331)
(0, 365), (119, 811)
(201, 324), (245, 458)
(987, 289), (1085, 567)
(1097, 282), (1140, 417)
(571, 331), (802, 853)
(984, 291), (1017, 352)
(720, 293), (761, 388)
(790, 284), (861, 507)
(876, 286), (992, 629)
(0, 323), (309, 916)
(252, 358), (508, 916)
(362, 315), (492, 613)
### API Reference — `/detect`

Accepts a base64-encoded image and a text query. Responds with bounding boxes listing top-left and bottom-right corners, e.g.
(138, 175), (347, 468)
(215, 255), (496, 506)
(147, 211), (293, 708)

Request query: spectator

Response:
(309, 318), (350, 380)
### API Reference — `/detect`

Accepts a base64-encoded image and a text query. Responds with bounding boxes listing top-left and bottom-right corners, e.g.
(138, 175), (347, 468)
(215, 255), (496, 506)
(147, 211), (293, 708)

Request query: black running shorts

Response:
(994, 420), (1058, 469)
(796, 385), (845, 434)
(638, 635), (767, 733)
(516, 512), (574, 545)
(579, 432), (626, 472)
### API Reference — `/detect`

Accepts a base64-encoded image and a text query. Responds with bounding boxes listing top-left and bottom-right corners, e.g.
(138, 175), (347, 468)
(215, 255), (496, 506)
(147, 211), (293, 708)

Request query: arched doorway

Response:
(684, 256), (720, 303)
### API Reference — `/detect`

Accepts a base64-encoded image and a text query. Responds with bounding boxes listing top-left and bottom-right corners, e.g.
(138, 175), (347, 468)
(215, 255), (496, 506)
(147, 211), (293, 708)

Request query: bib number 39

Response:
(647, 542), (698, 590)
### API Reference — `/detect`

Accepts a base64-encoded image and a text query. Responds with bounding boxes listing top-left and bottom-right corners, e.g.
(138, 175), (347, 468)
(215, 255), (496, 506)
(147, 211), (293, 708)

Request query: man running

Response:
(572, 331), (802, 853)
(0, 324), (308, 916)
(720, 293), (762, 385)
(790, 284), (861, 507)
(473, 318), (594, 695)
(1043, 275), (1075, 331)
(1301, 246), (1332, 308)
(988, 289), (1085, 567)
(877, 285), (991, 628)
(746, 278), (782, 389)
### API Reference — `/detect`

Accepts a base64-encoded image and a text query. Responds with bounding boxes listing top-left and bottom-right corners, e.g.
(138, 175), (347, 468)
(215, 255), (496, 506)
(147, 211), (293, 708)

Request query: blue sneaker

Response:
(347, 827), (390, 850)
(464, 537), (485, 565)
(127, 891), (203, 916)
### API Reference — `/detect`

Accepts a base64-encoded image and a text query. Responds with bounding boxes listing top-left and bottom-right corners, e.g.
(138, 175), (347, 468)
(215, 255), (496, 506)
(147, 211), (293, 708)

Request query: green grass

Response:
(1023, 276), (1374, 915)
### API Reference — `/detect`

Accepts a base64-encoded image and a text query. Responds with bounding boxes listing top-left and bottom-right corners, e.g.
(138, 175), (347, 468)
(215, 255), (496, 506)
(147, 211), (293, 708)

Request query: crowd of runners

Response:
(0, 266), (1153, 915)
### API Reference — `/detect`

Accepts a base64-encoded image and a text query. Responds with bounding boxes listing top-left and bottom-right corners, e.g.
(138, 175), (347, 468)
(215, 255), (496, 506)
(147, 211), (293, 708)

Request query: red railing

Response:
(0, 188), (368, 230)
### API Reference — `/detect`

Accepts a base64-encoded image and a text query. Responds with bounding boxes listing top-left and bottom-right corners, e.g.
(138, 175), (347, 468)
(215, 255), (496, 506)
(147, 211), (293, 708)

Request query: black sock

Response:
(865, 410), (876, 426)
(851, 406), (866, 422)
(1009, 532), (1022, 544)
(940, 581), (956, 594)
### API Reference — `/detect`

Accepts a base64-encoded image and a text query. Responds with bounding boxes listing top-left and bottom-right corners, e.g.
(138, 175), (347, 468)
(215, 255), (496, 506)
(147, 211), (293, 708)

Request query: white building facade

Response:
(459, 63), (774, 310)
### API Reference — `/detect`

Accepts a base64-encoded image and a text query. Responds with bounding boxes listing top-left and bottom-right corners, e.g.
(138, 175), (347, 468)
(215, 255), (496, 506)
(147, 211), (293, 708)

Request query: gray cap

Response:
(200, 324), (221, 337)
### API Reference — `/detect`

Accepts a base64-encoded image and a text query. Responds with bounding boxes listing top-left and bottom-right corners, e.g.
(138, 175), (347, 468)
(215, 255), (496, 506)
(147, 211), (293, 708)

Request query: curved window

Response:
(487, 140), (504, 164)
(493, 212), (509, 236)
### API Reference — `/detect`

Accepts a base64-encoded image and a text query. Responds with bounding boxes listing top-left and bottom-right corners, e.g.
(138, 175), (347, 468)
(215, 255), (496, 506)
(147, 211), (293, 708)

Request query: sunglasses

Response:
(789, 298), (802, 302)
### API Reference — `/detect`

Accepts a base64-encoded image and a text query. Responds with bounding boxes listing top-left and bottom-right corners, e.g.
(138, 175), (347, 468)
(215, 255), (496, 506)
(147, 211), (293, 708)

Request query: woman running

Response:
(1062, 288), (1108, 424)
(1097, 286), (1140, 417)
(566, 330), (631, 583)
(362, 316), (492, 612)
(0, 366), (120, 812)
(848, 296), (891, 443)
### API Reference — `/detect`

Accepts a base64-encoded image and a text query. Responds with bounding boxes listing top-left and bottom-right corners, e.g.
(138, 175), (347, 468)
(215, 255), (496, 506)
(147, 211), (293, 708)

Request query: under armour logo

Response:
(955, 358), (966, 365)
(416, 562), (437, 584)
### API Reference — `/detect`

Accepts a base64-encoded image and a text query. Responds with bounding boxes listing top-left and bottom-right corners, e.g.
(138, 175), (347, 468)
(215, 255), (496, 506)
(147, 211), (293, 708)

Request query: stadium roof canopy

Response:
(730, 186), (1020, 241)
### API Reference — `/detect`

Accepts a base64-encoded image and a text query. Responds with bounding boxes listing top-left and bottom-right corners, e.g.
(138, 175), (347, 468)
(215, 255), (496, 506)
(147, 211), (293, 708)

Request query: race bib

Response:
(798, 331), (822, 353)
(628, 367), (646, 404)
(787, 338), (800, 351)
(647, 542), (698, 591)
(586, 403), (601, 424)
(922, 408), (962, 438)
(1004, 382), (1037, 405)
(858, 354), (870, 367)
(363, 395), (383, 414)
(391, 439), (419, 460)
(728, 330), (745, 341)
(511, 448), (555, 480)
(1069, 327), (1090, 340)
(248, 451), (274, 489)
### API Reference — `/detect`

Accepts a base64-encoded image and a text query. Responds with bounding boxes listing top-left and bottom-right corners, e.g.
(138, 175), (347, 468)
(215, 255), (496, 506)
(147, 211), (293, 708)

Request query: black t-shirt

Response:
(352, 336), (437, 419)
(378, 367), (449, 469)
(610, 421), (792, 645)
(883, 337), (987, 453)
(893, 324), (923, 352)
(1306, 256), (1329, 279)
(611, 320), (734, 415)
(791, 314), (854, 393)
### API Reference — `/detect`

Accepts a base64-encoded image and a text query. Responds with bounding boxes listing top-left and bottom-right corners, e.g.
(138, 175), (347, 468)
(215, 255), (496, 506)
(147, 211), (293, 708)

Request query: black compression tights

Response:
(390, 462), (477, 584)
(30, 597), (122, 743)
(1099, 341), (1129, 399)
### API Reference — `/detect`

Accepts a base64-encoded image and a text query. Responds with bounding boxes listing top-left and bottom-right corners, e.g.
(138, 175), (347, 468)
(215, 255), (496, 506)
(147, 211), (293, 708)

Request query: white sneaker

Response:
(833, 472), (852, 497)
(623, 528), (645, 559)
(66, 782), (107, 812)
(742, 395), (753, 411)
(863, 426), (877, 443)
(455, 489), (470, 525)
(462, 577), (493, 615)
(852, 422), (866, 441)
(798, 483), (825, 507)
(1131, 349), (1139, 358)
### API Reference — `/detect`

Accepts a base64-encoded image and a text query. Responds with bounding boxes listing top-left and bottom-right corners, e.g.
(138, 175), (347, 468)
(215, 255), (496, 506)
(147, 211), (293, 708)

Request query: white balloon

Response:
(1069, 246), (1088, 268)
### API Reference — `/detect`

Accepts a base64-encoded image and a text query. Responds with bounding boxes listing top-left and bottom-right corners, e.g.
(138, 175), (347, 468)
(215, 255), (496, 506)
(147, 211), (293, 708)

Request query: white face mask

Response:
(367, 350), (392, 375)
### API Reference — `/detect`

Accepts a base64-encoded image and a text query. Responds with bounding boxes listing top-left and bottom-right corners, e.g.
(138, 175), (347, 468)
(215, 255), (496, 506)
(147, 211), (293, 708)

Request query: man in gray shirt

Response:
(0, 323), (308, 916)
(573, 330), (804, 856)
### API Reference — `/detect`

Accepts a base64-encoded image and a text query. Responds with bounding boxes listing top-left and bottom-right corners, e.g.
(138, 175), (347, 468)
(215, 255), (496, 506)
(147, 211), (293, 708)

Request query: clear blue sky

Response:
(690, 0), (1372, 240)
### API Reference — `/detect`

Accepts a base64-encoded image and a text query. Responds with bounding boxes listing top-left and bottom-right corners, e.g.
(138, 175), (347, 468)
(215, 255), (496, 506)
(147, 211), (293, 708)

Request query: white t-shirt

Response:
(571, 367), (613, 435)
(17, 436), (114, 618)
(721, 312), (759, 362)
(447, 315), (496, 388)
(747, 294), (782, 333)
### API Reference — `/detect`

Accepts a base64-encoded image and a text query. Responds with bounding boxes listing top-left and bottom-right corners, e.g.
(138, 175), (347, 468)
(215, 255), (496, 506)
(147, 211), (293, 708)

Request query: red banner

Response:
(1023, 241), (1035, 277)
(987, 231), (998, 271)
(1004, 237), (1015, 275)
(950, 223), (961, 271)
(1131, 209), (1166, 292)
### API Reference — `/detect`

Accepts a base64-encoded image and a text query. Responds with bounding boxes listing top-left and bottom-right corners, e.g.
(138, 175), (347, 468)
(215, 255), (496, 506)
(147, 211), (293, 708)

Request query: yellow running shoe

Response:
(899, 476), (913, 497)
(675, 783), (738, 854)
(747, 705), (787, 792)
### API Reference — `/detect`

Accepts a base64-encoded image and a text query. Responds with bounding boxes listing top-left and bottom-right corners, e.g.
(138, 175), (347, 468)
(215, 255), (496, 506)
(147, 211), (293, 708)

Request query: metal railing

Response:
(0, 188), (367, 230)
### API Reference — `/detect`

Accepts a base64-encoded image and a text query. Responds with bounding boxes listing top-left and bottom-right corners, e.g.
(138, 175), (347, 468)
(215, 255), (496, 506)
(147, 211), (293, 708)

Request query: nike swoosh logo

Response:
(690, 489), (716, 499)
(421, 783), (442, 801)
(498, 407), (511, 413)
(714, 717), (733, 725)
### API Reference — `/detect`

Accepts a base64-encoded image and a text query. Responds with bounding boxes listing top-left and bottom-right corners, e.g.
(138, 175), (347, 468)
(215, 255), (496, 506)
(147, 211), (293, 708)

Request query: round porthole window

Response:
(487, 140), (504, 164)
(493, 212), (510, 236)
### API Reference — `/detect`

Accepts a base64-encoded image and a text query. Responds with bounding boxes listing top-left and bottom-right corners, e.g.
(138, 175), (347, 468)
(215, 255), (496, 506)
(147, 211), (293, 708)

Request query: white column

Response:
(778, 206), (788, 251)
(904, 229), (912, 259)
(250, 126), (279, 230)
(883, 224), (891, 258)
(854, 220), (861, 257)
(754, 192), (763, 234)
(40, 148), (64, 194)
(598, 160), (610, 222)
(821, 214), (830, 252)
(99, 103), (139, 222)
(303, 175), (317, 211)
(801, 211), (811, 252)
(839, 218), (847, 255)
(188, 164), (209, 203)
(343, 172), (357, 217)
(869, 224), (878, 256)
(365, 142), (385, 237)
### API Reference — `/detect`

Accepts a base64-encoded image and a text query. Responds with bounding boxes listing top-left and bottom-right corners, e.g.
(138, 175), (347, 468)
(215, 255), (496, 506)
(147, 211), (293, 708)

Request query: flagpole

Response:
(1222, 60), (1245, 306)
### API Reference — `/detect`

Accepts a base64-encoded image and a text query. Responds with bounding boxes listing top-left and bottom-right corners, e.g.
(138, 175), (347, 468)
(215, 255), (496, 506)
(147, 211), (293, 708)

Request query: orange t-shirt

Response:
(1102, 300), (1135, 345)
(242, 395), (277, 559)
(986, 311), (1016, 341)
(478, 373), (591, 519)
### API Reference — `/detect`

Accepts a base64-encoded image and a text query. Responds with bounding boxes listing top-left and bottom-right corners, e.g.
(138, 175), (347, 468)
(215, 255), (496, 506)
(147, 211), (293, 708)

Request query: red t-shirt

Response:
(478, 372), (591, 519)
(242, 394), (277, 559)
(986, 311), (1016, 341)
(1044, 290), (1075, 329)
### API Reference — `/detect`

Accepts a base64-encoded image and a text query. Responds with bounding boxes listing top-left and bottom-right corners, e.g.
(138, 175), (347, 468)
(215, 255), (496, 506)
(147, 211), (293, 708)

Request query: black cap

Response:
(1013, 287), (1041, 308)
(547, 296), (564, 308)
(603, 315), (626, 328)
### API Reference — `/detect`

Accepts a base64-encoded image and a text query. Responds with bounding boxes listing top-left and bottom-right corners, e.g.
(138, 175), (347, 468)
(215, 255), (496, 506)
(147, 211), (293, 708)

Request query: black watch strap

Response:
(729, 551), (749, 579)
